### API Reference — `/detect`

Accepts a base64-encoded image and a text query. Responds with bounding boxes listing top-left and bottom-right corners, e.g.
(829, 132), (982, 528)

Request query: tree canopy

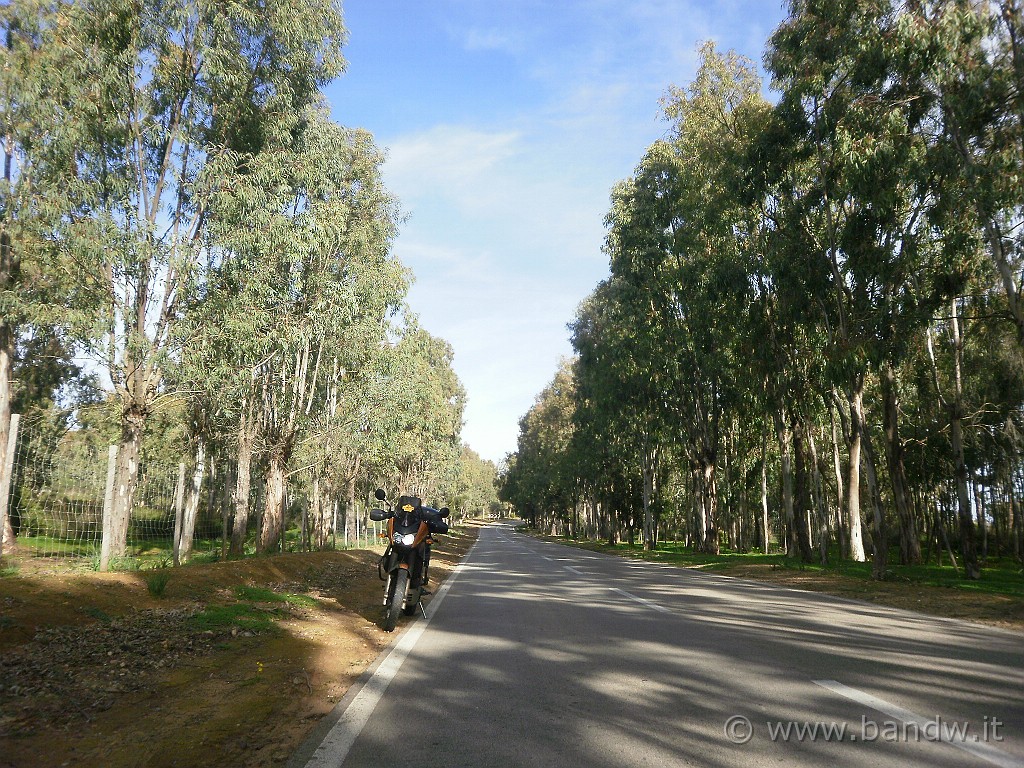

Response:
(502, 4), (1024, 578)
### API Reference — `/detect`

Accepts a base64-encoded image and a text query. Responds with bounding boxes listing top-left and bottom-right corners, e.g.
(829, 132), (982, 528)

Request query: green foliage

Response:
(501, 359), (578, 530)
(145, 569), (172, 597)
(545, 531), (1024, 598)
(1, 0), (470, 564)
(505, 8), (1024, 575)
(232, 585), (316, 608)
(453, 445), (501, 518)
(190, 604), (278, 634)
(191, 585), (315, 632)
(81, 606), (112, 623)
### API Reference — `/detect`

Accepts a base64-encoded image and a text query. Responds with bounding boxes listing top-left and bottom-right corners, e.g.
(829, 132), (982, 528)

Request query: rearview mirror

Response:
(438, 507), (450, 518)
(374, 488), (387, 501)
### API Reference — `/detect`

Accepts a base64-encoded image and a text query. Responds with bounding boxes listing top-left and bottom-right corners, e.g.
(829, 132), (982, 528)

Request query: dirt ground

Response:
(0, 521), (482, 768)
(2, 521), (1022, 768)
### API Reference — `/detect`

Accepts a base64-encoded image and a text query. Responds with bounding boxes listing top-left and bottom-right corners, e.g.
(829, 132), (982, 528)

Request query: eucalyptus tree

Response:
(891, 1), (1024, 348)
(766, 0), (969, 572)
(374, 321), (466, 504)
(194, 109), (405, 554)
(0, 0), (94, 553)
(505, 359), (578, 535)
(571, 278), (669, 547)
(889, 0), (1024, 575)
(569, 281), (631, 544)
(603, 44), (771, 554)
(454, 445), (500, 518)
(47, 0), (348, 558)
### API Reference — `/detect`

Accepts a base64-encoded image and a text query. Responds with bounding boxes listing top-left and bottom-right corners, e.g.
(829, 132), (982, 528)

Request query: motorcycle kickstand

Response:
(418, 601), (427, 618)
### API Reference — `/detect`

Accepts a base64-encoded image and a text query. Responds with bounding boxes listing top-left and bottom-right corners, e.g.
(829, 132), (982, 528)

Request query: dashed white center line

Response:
(610, 587), (672, 614)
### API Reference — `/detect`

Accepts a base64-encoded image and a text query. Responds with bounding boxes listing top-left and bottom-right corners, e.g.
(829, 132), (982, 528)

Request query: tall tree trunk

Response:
(982, 219), (1024, 347)
(605, 495), (618, 546)
(830, 411), (848, 558)
(345, 454), (359, 546)
(807, 431), (829, 565)
(700, 455), (719, 555)
(311, 471), (332, 549)
(949, 299), (981, 579)
(259, 449), (288, 554)
(1010, 470), (1022, 562)
(791, 417), (815, 563)
(692, 462), (706, 551)
(230, 404), (255, 555)
(936, 504), (959, 573)
(880, 362), (921, 564)
(860, 422), (889, 580)
(773, 409), (797, 557)
(760, 439), (770, 555)
(178, 442), (205, 563)
(0, 338), (13, 555)
(973, 473), (988, 560)
(109, 403), (146, 558)
(642, 440), (656, 551)
(0, 28), (18, 555)
(1011, 472), (1022, 562)
(845, 384), (868, 562)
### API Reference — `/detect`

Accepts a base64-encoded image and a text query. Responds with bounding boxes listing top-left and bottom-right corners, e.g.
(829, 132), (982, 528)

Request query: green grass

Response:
(188, 585), (318, 634)
(82, 606), (112, 622)
(233, 585), (317, 608)
(16, 535), (101, 558)
(526, 530), (1024, 598)
(145, 569), (173, 597)
(190, 603), (280, 634)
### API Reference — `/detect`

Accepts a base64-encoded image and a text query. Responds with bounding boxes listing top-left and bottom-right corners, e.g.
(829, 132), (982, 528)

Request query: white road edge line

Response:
(814, 679), (1024, 768)
(301, 533), (482, 768)
(610, 587), (672, 614)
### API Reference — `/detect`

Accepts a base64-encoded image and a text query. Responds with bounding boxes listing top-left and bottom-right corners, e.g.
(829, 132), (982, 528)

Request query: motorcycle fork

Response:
(382, 562), (411, 606)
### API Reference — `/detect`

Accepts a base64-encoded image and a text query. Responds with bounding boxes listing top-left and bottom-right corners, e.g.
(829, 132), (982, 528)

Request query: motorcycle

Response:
(369, 488), (450, 632)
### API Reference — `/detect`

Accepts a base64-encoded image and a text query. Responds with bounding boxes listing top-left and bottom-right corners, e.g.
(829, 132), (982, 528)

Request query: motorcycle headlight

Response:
(401, 533), (416, 546)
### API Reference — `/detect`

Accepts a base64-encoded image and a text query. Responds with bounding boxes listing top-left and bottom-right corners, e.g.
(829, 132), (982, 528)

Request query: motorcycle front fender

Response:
(381, 545), (419, 574)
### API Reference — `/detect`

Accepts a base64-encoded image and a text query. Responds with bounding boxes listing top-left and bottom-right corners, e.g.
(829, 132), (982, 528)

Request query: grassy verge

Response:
(517, 528), (1024, 628)
(189, 585), (321, 634)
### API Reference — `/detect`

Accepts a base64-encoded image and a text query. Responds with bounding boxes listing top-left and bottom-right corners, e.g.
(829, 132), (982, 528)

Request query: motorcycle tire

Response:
(383, 569), (408, 632)
(402, 586), (420, 616)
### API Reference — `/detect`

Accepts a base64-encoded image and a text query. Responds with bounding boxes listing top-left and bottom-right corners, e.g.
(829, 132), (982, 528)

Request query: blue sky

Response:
(324, 1), (788, 465)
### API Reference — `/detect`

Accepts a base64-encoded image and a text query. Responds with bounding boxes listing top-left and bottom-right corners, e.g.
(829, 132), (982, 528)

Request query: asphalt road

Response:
(293, 520), (1024, 768)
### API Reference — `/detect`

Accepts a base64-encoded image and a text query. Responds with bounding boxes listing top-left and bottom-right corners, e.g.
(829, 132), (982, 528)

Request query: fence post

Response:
(99, 445), (119, 572)
(0, 413), (20, 556)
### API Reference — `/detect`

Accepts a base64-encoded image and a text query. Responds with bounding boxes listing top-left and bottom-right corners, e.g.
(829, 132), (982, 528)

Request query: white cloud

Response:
(458, 27), (522, 54)
(383, 126), (522, 211)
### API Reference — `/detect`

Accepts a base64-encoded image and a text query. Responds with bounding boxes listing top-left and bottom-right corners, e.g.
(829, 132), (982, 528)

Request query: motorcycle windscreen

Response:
(397, 495), (422, 513)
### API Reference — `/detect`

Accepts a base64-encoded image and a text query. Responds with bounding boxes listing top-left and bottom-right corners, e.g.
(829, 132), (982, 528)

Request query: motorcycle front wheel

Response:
(383, 568), (408, 632)
(402, 585), (421, 616)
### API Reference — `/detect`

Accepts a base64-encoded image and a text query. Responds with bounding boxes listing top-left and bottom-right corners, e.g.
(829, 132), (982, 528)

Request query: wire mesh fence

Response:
(5, 415), (107, 560)
(0, 415), (384, 571)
